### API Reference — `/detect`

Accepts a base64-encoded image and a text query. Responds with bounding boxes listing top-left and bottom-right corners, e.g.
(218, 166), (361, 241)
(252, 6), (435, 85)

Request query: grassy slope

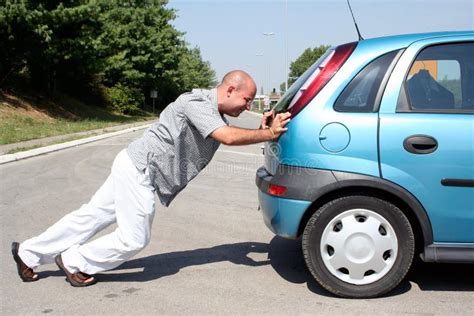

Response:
(0, 89), (154, 145)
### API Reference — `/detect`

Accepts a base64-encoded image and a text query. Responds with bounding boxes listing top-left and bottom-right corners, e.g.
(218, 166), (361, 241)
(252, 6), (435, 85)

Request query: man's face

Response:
(224, 84), (256, 117)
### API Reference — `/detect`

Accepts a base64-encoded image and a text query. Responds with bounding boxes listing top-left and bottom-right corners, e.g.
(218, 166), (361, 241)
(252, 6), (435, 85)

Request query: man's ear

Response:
(227, 85), (235, 97)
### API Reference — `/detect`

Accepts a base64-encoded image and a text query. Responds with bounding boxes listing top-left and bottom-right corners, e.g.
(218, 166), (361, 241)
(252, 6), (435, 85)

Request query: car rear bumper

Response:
(256, 166), (312, 238)
(257, 190), (310, 239)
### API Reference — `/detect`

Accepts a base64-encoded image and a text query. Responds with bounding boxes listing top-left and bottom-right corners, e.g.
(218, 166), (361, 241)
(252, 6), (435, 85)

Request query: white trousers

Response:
(19, 149), (156, 274)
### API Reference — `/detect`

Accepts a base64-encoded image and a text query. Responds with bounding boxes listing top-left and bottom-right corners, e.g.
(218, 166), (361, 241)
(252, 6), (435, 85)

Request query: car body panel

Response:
(379, 113), (474, 242)
(378, 35), (474, 243)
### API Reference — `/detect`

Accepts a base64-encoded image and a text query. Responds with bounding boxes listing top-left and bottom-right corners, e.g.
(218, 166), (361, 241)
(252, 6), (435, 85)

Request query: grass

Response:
(0, 89), (155, 145)
(0, 113), (141, 144)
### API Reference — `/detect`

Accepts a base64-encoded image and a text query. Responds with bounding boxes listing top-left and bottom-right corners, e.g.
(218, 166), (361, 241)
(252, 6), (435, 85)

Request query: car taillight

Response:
(289, 42), (357, 117)
(268, 184), (288, 196)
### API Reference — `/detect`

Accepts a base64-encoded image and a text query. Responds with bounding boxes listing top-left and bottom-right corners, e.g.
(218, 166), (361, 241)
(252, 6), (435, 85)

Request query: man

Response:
(12, 70), (291, 287)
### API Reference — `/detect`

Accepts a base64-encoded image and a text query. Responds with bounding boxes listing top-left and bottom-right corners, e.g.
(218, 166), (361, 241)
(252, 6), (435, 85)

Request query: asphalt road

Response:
(1, 111), (473, 315)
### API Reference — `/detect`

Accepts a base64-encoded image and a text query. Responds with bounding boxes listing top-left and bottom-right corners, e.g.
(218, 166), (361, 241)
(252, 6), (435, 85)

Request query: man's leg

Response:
(19, 166), (117, 269)
(60, 149), (156, 274)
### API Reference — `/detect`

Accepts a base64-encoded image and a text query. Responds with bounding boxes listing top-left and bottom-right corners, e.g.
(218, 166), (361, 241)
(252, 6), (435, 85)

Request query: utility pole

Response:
(263, 32), (275, 94)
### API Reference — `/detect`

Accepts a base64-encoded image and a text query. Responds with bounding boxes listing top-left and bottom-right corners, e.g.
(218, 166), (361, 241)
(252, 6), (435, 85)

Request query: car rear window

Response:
(334, 50), (401, 112)
(273, 48), (335, 113)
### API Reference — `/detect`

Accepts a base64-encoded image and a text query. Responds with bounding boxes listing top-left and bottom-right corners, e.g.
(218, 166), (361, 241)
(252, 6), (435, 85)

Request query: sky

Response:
(167, 0), (473, 94)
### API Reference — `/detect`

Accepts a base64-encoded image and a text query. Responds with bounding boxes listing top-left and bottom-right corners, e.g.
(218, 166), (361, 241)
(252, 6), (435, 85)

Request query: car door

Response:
(378, 36), (474, 243)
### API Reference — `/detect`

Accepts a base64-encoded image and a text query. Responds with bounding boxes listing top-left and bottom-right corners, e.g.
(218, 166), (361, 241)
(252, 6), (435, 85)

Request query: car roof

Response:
(348, 31), (473, 57)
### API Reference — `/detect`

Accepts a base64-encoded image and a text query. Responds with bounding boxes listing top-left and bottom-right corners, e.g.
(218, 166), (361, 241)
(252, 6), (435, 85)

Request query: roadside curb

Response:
(1, 112), (262, 165)
(0, 124), (151, 165)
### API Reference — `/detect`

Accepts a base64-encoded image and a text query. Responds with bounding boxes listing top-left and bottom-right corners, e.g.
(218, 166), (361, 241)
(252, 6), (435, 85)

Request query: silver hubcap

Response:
(320, 209), (398, 285)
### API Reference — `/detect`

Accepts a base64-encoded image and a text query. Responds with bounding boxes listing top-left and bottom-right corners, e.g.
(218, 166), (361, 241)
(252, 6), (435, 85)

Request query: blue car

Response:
(256, 31), (474, 298)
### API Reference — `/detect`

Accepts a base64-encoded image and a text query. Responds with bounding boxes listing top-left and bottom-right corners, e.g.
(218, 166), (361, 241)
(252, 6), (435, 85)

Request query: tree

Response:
(92, 0), (183, 105)
(279, 45), (330, 92)
(0, 1), (102, 91)
(279, 82), (286, 94)
(1, 0), (217, 110)
(176, 46), (216, 92)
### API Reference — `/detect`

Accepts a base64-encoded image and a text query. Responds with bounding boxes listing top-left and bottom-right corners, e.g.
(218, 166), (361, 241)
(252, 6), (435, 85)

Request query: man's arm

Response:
(210, 112), (291, 146)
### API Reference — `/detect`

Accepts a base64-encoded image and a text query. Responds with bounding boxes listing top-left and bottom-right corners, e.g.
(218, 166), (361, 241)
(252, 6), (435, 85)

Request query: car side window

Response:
(334, 50), (400, 112)
(403, 42), (474, 112)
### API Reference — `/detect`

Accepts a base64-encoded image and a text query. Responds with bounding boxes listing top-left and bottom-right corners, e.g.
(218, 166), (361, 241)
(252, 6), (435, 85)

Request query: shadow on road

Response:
(39, 236), (473, 296)
(407, 260), (474, 291)
(91, 237), (336, 296)
(98, 242), (271, 283)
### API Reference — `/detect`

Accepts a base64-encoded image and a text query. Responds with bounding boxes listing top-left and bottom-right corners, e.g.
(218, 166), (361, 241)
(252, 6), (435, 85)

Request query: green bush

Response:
(106, 83), (144, 114)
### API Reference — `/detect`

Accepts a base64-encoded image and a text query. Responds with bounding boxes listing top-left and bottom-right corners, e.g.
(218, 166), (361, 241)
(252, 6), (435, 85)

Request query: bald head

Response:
(220, 70), (256, 92)
(216, 70), (257, 117)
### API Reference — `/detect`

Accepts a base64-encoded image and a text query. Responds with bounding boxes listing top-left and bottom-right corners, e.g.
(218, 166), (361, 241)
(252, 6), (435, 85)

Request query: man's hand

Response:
(268, 112), (291, 139)
(210, 111), (291, 145)
(260, 110), (275, 129)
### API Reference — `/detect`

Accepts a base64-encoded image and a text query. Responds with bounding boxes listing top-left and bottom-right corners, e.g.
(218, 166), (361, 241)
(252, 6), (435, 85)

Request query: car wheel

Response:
(302, 195), (414, 298)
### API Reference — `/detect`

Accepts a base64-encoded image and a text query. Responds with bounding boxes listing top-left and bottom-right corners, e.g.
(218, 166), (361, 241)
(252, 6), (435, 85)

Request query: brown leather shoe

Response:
(55, 254), (96, 287)
(11, 242), (39, 282)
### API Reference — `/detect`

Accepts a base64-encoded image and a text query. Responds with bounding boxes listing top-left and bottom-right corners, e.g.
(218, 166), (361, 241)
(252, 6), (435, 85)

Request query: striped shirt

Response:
(127, 88), (228, 206)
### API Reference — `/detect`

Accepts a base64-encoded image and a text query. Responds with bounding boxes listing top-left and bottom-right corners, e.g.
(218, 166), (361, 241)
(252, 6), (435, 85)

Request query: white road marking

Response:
(217, 149), (262, 157)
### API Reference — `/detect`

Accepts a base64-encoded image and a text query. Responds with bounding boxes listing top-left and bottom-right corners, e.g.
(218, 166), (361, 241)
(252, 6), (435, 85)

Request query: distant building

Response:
(252, 95), (267, 112)
(269, 88), (281, 107)
(251, 89), (281, 112)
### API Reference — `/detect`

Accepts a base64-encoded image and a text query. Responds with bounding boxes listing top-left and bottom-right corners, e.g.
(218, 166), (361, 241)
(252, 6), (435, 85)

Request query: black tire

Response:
(302, 195), (414, 298)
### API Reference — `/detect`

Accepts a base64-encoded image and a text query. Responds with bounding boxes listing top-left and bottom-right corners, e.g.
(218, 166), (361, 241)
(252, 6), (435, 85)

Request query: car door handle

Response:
(403, 135), (438, 154)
